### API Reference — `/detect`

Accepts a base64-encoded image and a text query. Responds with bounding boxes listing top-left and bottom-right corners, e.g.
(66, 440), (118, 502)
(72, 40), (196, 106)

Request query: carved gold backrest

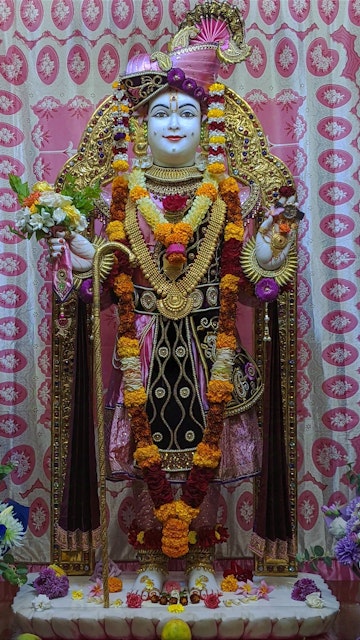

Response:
(52, 90), (297, 575)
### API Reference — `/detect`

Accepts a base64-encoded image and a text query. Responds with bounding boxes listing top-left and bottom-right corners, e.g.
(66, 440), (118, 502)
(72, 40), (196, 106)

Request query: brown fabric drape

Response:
(250, 301), (293, 559)
(57, 300), (100, 550)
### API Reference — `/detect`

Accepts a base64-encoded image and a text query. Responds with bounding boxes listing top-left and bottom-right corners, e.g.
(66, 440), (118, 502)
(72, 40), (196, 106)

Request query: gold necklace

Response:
(145, 164), (204, 183)
(125, 196), (226, 320)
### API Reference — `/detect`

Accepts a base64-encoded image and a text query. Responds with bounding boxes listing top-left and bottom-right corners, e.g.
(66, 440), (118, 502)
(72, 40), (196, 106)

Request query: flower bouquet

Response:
(0, 463), (29, 586)
(9, 173), (101, 301)
(322, 464), (360, 578)
(9, 173), (100, 241)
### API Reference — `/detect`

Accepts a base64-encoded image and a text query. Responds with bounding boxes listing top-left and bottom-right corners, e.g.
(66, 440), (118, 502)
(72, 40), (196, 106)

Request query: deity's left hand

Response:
(255, 206), (296, 270)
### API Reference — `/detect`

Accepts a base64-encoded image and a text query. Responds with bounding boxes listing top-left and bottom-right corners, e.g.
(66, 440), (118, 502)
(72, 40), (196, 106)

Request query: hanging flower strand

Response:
(207, 83), (226, 176)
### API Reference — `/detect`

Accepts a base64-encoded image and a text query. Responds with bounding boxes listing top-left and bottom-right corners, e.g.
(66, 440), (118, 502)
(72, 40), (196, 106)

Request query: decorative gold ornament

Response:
(130, 118), (148, 158)
(124, 196), (226, 320)
(145, 164), (203, 184)
(270, 231), (290, 258)
(240, 236), (297, 287)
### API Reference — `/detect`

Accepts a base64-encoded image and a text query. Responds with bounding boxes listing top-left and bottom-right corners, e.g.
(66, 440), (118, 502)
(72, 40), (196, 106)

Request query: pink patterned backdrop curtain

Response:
(0, 0), (359, 574)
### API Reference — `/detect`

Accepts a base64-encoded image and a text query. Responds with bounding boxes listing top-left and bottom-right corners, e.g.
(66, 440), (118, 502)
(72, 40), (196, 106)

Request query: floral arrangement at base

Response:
(322, 464), (360, 578)
(0, 463), (28, 586)
(291, 577), (319, 601)
(33, 565), (69, 599)
(220, 573), (274, 603)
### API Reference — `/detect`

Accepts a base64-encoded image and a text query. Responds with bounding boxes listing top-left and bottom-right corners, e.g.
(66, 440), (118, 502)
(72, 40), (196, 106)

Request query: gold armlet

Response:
(240, 236), (297, 287)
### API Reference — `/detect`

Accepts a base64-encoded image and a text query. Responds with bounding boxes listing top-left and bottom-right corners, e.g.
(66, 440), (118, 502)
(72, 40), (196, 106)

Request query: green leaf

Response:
(324, 556), (333, 567)
(9, 173), (29, 202)
(304, 548), (310, 560)
(0, 462), (15, 480)
(313, 545), (325, 557)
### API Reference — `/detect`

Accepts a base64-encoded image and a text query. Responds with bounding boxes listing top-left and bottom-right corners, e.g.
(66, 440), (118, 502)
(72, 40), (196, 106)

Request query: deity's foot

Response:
(187, 566), (220, 600)
(131, 568), (167, 600)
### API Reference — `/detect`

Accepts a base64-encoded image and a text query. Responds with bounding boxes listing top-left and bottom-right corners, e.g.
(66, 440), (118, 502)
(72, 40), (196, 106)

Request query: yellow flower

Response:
(209, 135), (226, 145)
(63, 204), (81, 226)
(117, 337), (140, 358)
(208, 108), (225, 119)
(133, 444), (161, 466)
(130, 186), (149, 201)
(136, 530), (145, 544)
(113, 159), (129, 173)
(216, 332), (237, 350)
(71, 590), (84, 600)
(220, 273), (240, 292)
(220, 177), (239, 193)
(48, 563), (66, 576)
(195, 183), (218, 201)
(193, 442), (222, 468)
(113, 273), (133, 294)
(111, 598), (123, 607)
(208, 162), (226, 175)
(106, 220), (126, 241)
(112, 81), (119, 89)
(120, 104), (130, 112)
(209, 82), (225, 93)
(220, 575), (238, 592)
(188, 530), (197, 544)
(224, 222), (244, 242)
(33, 181), (52, 192)
(207, 379), (233, 403)
(124, 387), (147, 407)
(155, 500), (199, 525)
(168, 603), (185, 613)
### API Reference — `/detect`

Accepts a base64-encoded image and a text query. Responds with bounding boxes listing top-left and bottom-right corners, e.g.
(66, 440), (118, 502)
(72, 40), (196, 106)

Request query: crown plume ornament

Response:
(120, 0), (250, 110)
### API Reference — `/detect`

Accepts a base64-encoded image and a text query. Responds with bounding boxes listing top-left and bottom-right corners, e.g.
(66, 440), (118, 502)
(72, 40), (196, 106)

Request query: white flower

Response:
(329, 516), (347, 539)
(28, 211), (54, 231)
(32, 594), (52, 611)
(306, 592), (324, 608)
(52, 206), (67, 224)
(75, 214), (88, 232)
(0, 503), (25, 557)
(38, 191), (72, 208)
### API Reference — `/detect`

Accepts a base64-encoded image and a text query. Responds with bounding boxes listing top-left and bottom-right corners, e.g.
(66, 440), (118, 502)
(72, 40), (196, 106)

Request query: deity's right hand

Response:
(48, 230), (95, 272)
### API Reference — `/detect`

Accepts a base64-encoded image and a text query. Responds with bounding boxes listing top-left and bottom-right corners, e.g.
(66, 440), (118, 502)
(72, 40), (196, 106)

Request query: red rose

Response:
(204, 593), (221, 609)
(126, 592), (142, 608)
(279, 185), (295, 198)
(162, 195), (188, 212)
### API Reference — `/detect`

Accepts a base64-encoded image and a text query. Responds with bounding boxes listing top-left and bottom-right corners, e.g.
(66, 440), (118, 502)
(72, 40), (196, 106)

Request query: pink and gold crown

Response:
(120, 1), (250, 109)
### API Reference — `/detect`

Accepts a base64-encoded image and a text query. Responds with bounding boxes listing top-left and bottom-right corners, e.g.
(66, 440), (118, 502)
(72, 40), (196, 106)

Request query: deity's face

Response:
(147, 89), (201, 168)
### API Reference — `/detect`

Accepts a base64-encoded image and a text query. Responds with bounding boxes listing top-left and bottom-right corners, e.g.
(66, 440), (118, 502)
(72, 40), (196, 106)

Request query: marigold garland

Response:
(107, 94), (248, 556)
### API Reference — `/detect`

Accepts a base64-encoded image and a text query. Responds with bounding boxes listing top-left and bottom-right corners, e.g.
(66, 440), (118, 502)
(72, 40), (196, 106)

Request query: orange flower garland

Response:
(107, 168), (245, 558)
(108, 74), (248, 556)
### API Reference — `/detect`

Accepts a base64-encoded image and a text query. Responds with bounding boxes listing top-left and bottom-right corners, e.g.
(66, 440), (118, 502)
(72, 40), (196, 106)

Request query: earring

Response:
(195, 120), (209, 172)
(129, 118), (153, 169)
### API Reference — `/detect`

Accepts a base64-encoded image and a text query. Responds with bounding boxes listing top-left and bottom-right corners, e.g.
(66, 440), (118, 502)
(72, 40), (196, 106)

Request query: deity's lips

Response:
(164, 136), (185, 142)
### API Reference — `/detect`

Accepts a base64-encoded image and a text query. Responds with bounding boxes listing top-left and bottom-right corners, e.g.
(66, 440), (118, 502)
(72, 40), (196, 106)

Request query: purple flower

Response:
(335, 536), (360, 566)
(33, 567), (69, 599)
(182, 78), (197, 93)
(254, 277), (280, 302)
(345, 497), (360, 519)
(167, 68), (185, 87)
(291, 578), (319, 601)
(194, 86), (206, 102)
(78, 278), (103, 304)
